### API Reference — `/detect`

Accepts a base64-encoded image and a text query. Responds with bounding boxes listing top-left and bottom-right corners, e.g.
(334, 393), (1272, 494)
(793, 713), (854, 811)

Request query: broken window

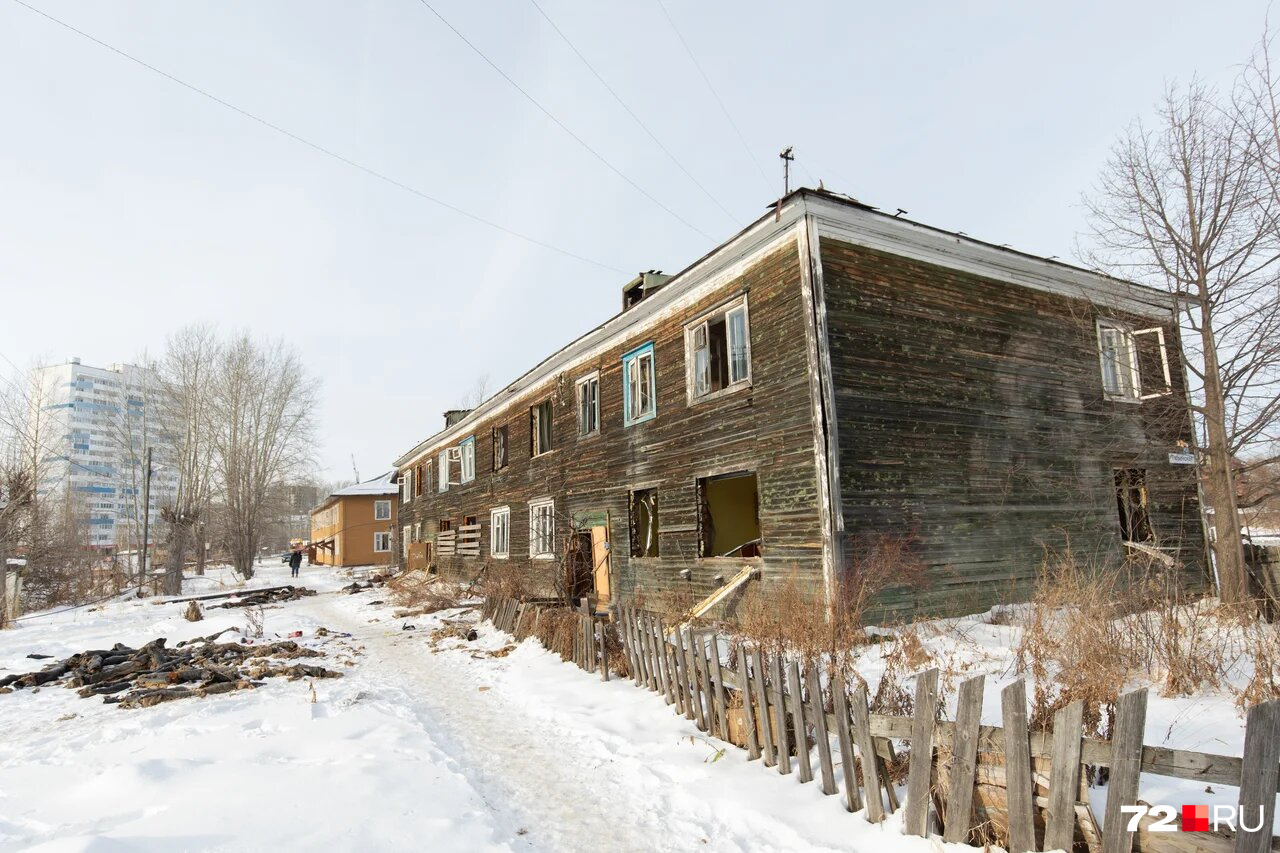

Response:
(577, 372), (600, 436)
(438, 518), (452, 533)
(1098, 320), (1171, 400)
(374, 532), (391, 552)
(688, 298), (751, 400)
(493, 424), (508, 470)
(531, 401), (553, 456)
(529, 498), (555, 558)
(1115, 468), (1154, 542)
(623, 342), (656, 426)
(399, 472), (410, 504)
(490, 506), (510, 558)
(459, 436), (476, 483)
(414, 462), (425, 498)
(696, 472), (762, 558)
(629, 488), (660, 558)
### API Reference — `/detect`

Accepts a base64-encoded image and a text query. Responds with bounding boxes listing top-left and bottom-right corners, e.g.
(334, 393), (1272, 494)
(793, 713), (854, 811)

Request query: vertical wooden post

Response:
(831, 674), (863, 812)
(653, 616), (675, 704)
(771, 653), (792, 775)
(686, 630), (708, 732)
(707, 633), (729, 740)
(1000, 679), (1036, 853)
(751, 647), (776, 767)
(849, 682), (884, 821)
(738, 650), (761, 761)
(1102, 689), (1148, 853)
(1045, 700), (1086, 853)
(903, 668), (940, 837)
(597, 619), (608, 681)
(1236, 699), (1280, 853)
(672, 625), (692, 719)
(789, 659), (814, 784)
(942, 674), (985, 843)
(806, 663), (837, 796)
(640, 612), (658, 691)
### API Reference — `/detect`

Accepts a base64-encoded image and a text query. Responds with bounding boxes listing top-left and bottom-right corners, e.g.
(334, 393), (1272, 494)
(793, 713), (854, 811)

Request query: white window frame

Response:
(1097, 319), (1172, 401)
(685, 296), (752, 403)
(401, 526), (410, 558)
(398, 473), (409, 503)
(438, 448), (450, 492)
(374, 500), (391, 521)
(529, 497), (555, 559)
(374, 531), (391, 553)
(576, 371), (600, 436)
(459, 436), (476, 483)
(490, 506), (510, 559)
(622, 342), (657, 426)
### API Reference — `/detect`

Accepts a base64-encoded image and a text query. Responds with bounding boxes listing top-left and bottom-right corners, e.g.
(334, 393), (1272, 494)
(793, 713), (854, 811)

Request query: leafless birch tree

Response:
(1083, 73), (1280, 606)
(212, 334), (316, 579)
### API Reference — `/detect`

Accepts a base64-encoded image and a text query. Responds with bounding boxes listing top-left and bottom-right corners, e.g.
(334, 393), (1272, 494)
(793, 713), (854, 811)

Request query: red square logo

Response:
(1182, 804), (1209, 832)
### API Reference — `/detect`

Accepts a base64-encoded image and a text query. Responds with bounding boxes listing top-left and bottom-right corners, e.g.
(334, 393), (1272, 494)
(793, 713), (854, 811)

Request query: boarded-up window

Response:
(629, 489), (660, 558)
(697, 472), (762, 558)
(1114, 468), (1154, 542)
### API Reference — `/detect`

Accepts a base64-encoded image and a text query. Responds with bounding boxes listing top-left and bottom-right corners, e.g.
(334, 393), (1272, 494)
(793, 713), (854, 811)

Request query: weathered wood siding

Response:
(397, 239), (827, 605)
(819, 237), (1204, 617)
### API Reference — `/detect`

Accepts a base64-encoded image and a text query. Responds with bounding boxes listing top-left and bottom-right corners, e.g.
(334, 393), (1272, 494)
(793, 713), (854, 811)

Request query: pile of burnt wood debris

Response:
(0, 632), (342, 709)
(209, 586), (317, 608)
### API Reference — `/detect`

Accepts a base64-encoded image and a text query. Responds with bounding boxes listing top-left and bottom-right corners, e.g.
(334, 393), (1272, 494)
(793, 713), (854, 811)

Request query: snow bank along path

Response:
(0, 563), (967, 853)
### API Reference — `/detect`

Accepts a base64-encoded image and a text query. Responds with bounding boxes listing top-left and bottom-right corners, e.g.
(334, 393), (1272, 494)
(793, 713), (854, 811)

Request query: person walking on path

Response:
(289, 548), (302, 578)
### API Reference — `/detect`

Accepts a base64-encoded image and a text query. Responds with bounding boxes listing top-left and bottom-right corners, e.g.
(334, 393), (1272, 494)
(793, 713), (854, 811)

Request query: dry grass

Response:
(1236, 620), (1280, 710)
(387, 568), (463, 614)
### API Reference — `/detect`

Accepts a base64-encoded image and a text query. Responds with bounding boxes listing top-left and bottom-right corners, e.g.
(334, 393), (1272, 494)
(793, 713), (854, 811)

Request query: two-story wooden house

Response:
(392, 189), (1203, 618)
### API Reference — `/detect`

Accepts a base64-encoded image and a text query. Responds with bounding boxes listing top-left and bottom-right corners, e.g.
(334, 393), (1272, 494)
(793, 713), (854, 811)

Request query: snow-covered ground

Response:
(0, 562), (969, 852)
(1, 562), (1274, 851)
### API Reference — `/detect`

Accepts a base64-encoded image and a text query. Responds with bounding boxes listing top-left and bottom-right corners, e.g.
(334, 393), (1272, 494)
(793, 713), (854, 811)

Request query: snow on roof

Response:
(330, 471), (398, 497)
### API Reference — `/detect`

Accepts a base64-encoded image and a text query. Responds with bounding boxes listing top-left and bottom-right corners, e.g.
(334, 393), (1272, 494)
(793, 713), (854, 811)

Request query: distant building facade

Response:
(310, 473), (399, 567)
(30, 358), (176, 552)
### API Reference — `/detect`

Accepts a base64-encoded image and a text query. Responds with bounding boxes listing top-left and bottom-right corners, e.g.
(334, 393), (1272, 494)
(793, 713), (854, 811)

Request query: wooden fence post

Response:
(788, 659), (814, 784)
(942, 674), (985, 843)
(739, 650), (761, 761)
(850, 681), (884, 822)
(707, 633), (729, 740)
(1102, 689), (1148, 853)
(832, 674), (863, 812)
(1237, 699), (1280, 853)
(672, 626), (693, 719)
(751, 647), (777, 767)
(691, 633), (712, 734)
(904, 667), (940, 837)
(806, 662), (837, 796)
(1045, 700), (1085, 853)
(653, 616), (675, 704)
(771, 654), (792, 775)
(1000, 678), (1036, 853)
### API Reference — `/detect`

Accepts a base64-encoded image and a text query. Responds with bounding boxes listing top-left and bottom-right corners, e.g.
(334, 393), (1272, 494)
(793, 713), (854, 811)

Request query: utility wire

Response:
(526, 0), (738, 227)
(413, 0), (715, 241)
(10, 0), (627, 275)
(653, 0), (772, 194)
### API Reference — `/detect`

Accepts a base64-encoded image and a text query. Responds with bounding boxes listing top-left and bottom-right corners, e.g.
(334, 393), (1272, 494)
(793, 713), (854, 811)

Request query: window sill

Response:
(531, 553), (555, 561)
(531, 449), (559, 460)
(1103, 393), (1143, 405)
(624, 412), (657, 428)
(688, 381), (752, 407)
(491, 553), (509, 560)
(695, 555), (764, 563)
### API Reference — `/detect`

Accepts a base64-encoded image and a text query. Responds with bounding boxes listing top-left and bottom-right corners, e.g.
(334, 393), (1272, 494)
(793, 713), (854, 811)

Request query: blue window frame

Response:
(622, 342), (657, 427)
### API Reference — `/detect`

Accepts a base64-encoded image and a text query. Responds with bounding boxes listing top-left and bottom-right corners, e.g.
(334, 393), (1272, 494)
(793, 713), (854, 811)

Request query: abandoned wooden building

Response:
(392, 188), (1203, 617)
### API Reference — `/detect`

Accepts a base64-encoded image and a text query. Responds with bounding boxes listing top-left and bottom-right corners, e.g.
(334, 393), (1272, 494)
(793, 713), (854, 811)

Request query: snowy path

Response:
(0, 565), (962, 852)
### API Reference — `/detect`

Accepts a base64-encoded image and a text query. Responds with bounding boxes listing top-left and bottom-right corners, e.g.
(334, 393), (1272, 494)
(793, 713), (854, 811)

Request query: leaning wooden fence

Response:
(483, 596), (1280, 853)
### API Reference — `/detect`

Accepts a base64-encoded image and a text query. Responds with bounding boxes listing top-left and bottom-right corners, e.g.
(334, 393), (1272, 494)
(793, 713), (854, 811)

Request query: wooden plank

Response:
(789, 658), (814, 784)
(1102, 689), (1147, 853)
(641, 612), (659, 692)
(1045, 700), (1085, 853)
(653, 615), (675, 704)
(877, 739), (902, 813)
(672, 625), (692, 719)
(751, 647), (776, 767)
(904, 667), (940, 837)
(771, 653), (792, 775)
(850, 682), (884, 821)
(628, 608), (645, 686)
(942, 674), (985, 843)
(738, 651), (761, 761)
(707, 633), (729, 741)
(1000, 679), (1037, 853)
(691, 627), (711, 727)
(832, 674), (863, 813)
(807, 662), (837, 796)
(597, 619), (608, 681)
(1237, 700), (1280, 853)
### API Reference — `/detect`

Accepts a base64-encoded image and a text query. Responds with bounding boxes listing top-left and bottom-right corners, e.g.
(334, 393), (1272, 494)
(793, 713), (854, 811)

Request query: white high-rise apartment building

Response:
(31, 358), (178, 552)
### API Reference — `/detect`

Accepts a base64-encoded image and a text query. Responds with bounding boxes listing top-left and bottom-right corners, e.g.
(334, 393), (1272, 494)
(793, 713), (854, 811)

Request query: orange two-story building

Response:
(309, 472), (399, 567)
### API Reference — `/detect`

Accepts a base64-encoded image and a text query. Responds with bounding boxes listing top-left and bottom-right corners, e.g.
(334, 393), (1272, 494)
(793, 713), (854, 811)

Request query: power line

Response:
(413, 0), (716, 241)
(653, 0), (772, 194)
(9, 0), (627, 275)
(526, 0), (739, 227)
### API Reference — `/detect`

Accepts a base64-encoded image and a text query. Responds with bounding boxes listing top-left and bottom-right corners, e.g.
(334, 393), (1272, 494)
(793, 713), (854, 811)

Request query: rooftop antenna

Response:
(350, 454), (360, 483)
(779, 146), (795, 195)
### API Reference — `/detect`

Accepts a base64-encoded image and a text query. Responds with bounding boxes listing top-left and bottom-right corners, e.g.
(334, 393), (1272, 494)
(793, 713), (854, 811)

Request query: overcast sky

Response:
(0, 0), (1268, 481)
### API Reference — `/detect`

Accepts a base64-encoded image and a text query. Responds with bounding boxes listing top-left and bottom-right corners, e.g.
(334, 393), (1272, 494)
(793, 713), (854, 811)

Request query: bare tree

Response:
(1083, 77), (1280, 606)
(212, 334), (317, 579)
(457, 373), (490, 410)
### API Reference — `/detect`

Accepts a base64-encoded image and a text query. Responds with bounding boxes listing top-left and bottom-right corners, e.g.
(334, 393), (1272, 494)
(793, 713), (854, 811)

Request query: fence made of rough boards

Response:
(483, 596), (1280, 853)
